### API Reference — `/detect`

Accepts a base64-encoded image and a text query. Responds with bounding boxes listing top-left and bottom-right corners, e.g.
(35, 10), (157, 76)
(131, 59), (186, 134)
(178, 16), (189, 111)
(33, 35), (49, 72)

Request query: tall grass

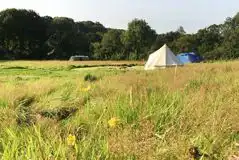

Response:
(0, 61), (238, 159)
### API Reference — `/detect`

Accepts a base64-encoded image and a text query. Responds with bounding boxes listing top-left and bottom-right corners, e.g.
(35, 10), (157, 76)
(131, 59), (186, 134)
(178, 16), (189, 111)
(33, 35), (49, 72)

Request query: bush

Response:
(84, 74), (98, 82)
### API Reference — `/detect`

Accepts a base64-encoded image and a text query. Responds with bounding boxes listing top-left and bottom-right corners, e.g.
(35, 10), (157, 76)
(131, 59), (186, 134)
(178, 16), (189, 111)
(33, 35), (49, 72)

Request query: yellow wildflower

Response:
(108, 117), (120, 128)
(67, 134), (76, 146)
(81, 85), (91, 92)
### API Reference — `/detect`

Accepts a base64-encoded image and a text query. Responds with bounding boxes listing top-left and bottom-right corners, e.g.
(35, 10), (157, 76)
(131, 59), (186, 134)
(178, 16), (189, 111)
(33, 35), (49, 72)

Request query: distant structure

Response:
(69, 55), (89, 61)
(144, 44), (183, 70)
(176, 52), (203, 64)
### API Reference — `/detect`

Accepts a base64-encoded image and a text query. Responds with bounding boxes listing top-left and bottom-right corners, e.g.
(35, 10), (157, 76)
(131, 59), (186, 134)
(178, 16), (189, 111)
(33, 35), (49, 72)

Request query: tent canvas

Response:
(176, 52), (203, 64)
(144, 44), (183, 70)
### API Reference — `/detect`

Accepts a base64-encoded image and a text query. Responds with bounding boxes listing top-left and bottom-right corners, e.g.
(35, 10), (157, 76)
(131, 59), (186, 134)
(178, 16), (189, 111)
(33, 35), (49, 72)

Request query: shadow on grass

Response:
(3, 66), (29, 70)
(0, 60), (10, 63)
(39, 107), (78, 121)
(66, 63), (139, 70)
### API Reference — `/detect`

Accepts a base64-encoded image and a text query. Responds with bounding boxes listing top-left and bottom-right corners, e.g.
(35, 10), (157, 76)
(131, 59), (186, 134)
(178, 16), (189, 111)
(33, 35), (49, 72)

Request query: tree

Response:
(222, 27), (239, 59)
(91, 42), (102, 60)
(150, 31), (181, 53)
(46, 17), (90, 59)
(76, 21), (107, 43)
(92, 29), (124, 60)
(195, 24), (223, 59)
(122, 19), (156, 60)
(0, 8), (239, 61)
(177, 26), (186, 35)
(0, 9), (46, 59)
(172, 34), (196, 53)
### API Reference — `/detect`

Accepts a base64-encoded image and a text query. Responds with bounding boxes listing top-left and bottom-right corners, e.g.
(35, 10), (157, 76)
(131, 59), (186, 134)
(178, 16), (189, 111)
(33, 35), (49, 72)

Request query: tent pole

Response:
(174, 65), (178, 86)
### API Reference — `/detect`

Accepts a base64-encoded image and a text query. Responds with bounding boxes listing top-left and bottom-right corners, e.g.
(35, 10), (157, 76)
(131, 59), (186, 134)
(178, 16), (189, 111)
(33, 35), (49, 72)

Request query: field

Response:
(0, 60), (238, 160)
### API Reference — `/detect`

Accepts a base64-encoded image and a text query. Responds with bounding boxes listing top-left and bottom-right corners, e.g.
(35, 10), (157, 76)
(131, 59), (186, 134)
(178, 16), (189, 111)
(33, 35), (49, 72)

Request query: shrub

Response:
(84, 73), (98, 82)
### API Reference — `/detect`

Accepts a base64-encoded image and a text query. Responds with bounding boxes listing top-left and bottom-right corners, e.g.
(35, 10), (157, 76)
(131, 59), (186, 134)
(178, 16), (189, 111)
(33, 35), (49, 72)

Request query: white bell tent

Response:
(144, 44), (183, 70)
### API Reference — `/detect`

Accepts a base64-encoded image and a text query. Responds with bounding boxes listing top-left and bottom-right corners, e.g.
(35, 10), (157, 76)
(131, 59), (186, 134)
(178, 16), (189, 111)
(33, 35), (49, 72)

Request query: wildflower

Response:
(67, 134), (76, 146)
(108, 117), (120, 128)
(81, 85), (91, 92)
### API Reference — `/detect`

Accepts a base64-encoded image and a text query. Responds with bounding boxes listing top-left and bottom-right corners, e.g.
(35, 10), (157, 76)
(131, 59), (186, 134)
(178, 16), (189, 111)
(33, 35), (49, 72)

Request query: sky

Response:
(0, 0), (238, 33)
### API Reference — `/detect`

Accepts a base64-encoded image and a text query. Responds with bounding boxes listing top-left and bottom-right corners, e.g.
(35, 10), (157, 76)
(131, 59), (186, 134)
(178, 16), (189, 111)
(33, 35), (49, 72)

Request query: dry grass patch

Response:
(108, 120), (156, 159)
(0, 60), (238, 159)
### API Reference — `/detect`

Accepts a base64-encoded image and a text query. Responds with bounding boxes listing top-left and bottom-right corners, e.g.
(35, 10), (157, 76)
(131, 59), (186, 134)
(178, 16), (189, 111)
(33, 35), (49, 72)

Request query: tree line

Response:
(0, 8), (239, 60)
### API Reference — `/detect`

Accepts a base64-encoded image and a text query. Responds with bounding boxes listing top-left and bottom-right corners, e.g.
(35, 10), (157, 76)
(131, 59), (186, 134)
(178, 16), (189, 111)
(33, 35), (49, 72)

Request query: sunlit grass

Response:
(0, 60), (238, 159)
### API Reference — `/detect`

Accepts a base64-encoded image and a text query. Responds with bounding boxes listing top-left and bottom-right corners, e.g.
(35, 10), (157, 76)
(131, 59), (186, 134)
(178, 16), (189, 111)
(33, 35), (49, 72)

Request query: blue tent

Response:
(177, 52), (203, 64)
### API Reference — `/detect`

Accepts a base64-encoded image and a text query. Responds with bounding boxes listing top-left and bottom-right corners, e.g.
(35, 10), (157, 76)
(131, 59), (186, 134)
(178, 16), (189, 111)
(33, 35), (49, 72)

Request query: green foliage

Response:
(0, 9), (106, 60)
(92, 29), (124, 60)
(172, 34), (196, 53)
(151, 31), (181, 53)
(177, 26), (186, 35)
(0, 9), (46, 59)
(122, 19), (157, 60)
(84, 73), (98, 82)
(0, 8), (239, 60)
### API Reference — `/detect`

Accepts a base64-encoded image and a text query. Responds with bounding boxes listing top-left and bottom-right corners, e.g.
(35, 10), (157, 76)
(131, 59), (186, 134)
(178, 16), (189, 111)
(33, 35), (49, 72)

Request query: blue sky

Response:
(1, 0), (238, 33)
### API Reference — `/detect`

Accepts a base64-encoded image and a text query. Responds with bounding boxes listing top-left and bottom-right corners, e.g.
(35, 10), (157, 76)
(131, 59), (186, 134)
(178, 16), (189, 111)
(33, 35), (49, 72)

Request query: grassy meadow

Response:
(0, 60), (238, 160)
